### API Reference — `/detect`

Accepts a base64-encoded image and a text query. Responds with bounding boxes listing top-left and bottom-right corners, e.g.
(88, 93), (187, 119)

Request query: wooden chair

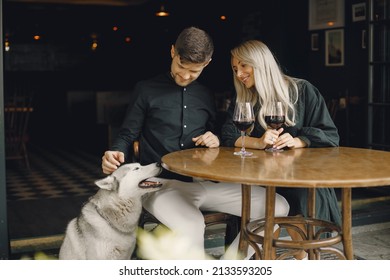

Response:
(4, 92), (34, 169)
(133, 140), (240, 247)
(326, 98), (339, 121)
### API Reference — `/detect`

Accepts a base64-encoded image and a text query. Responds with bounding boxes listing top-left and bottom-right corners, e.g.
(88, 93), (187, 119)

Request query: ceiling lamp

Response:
(155, 5), (169, 17)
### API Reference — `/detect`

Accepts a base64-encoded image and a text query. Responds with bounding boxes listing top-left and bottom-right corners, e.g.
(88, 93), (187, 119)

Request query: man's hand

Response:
(192, 131), (220, 148)
(101, 150), (125, 174)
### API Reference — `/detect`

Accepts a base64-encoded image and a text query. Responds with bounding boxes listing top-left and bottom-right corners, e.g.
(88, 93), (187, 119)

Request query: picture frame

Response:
(325, 29), (344, 66)
(311, 33), (319, 51)
(309, 0), (345, 30)
(352, 3), (366, 22)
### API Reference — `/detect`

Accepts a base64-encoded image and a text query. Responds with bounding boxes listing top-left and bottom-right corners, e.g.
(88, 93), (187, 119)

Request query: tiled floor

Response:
(6, 144), (102, 201)
(340, 222), (390, 260)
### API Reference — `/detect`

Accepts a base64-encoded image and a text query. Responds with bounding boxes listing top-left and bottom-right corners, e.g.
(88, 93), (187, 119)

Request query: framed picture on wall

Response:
(309, 0), (345, 30)
(311, 33), (319, 51)
(352, 3), (366, 22)
(325, 29), (344, 66)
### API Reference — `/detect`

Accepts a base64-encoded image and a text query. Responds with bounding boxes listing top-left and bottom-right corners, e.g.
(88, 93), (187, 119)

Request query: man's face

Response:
(170, 46), (210, 87)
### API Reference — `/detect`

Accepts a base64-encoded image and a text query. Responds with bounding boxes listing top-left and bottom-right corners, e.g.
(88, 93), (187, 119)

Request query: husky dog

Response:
(59, 162), (163, 260)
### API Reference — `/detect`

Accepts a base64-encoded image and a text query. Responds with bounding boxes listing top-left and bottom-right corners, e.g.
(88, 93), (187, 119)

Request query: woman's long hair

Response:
(231, 40), (299, 129)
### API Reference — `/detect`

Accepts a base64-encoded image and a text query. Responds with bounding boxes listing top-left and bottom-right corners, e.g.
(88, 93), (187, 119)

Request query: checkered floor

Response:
(6, 144), (103, 201)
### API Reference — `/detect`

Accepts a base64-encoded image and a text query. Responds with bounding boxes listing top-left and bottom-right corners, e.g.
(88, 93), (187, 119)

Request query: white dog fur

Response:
(59, 162), (163, 260)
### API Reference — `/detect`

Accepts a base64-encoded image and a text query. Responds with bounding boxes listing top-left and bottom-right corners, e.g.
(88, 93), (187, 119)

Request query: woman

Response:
(221, 40), (341, 260)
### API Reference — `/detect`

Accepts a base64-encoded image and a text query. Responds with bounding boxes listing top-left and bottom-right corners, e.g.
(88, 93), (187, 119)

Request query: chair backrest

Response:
(132, 140), (140, 162)
(326, 98), (339, 121)
(5, 106), (33, 141)
(4, 92), (34, 167)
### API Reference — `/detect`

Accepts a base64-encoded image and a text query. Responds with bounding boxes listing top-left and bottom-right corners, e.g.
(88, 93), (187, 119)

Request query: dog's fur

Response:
(59, 162), (163, 260)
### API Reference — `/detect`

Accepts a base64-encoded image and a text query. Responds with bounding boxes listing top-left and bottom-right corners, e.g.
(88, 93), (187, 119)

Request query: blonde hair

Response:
(231, 40), (298, 129)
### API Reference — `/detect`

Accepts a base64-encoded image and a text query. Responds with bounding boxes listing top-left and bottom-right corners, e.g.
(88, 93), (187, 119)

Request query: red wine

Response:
(265, 115), (285, 129)
(233, 120), (254, 131)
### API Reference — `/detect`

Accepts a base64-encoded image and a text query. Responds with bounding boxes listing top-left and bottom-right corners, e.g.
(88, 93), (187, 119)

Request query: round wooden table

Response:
(161, 146), (390, 260)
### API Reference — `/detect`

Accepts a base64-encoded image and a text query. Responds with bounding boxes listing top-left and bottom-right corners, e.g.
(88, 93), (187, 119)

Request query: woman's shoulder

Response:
(290, 78), (321, 96)
(292, 78), (315, 89)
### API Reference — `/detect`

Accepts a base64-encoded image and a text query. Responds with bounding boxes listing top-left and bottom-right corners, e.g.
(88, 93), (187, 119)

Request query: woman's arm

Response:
(296, 81), (340, 147)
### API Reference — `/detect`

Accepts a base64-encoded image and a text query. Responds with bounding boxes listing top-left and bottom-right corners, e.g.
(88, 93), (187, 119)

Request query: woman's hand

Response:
(273, 132), (295, 149)
(273, 132), (307, 149)
(262, 128), (283, 148)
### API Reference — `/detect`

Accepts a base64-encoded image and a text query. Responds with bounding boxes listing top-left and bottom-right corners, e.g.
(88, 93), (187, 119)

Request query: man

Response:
(101, 27), (289, 259)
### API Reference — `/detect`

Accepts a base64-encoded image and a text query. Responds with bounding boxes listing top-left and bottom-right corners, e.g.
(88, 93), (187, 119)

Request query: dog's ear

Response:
(95, 175), (117, 190)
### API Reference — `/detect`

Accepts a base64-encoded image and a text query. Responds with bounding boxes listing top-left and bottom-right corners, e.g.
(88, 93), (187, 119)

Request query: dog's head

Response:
(94, 162), (163, 198)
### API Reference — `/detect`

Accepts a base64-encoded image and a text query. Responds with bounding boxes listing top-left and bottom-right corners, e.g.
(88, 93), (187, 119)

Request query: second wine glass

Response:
(233, 102), (255, 157)
(264, 101), (285, 152)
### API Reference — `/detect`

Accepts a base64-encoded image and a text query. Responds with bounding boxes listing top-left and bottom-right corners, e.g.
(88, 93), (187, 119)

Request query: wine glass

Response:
(264, 101), (285, 152)
(233, 102), (255, 157)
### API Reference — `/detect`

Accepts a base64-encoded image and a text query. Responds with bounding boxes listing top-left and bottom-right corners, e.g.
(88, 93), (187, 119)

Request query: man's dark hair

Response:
(174, 26), (214, 64)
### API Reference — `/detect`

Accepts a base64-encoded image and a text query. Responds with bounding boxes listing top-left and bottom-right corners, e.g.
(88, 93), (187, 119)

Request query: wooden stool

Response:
(245, 216), (344, 260)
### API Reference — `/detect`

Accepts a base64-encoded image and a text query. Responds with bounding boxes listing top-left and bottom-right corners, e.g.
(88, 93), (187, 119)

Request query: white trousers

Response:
(142, 178), (290, 259)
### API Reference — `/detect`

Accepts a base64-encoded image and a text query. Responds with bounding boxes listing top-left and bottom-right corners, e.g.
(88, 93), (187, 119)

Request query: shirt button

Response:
(181, 143), (184, 147)
(184, 125), (187, 128)
(184, 105), (187, 109)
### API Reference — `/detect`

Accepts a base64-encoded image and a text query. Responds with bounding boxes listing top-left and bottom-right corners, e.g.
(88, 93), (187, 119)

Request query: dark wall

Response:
(278, 0), (367, 147)
(307, 0), (367, 148)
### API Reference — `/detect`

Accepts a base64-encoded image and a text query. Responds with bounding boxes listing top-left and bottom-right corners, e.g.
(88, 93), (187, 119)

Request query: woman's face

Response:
(231, 57), (255, 88)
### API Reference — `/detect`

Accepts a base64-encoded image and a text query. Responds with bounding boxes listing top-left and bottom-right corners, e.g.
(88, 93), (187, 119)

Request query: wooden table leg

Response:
(263, 186), (276, 260)
(307, 188), (316, 218)
(307, 188), (315, 259)
(238, 184), (251, 258)
(342, 188), (353, 259)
